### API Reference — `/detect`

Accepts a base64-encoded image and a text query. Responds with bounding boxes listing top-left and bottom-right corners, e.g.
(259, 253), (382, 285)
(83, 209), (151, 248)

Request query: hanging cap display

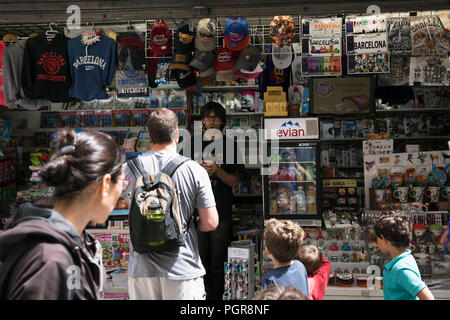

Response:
(235, 45), (262, 72)
(272, 45), (293, 69)
(224, 17), (250, 51)
(150, 19), (172, 56)
(189, 49), (215, 72)
(168, 53), (192, 71)
(174, 68), (197, 89)
(195, 18), (216, 52)
(174, 19), (196, 54)
(270, 15), (296, 48)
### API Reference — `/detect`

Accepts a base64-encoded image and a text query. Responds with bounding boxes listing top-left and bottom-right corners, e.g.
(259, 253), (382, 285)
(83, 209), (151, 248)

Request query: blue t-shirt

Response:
(383, 249), (426, 300)
(262, 260), (309, 297)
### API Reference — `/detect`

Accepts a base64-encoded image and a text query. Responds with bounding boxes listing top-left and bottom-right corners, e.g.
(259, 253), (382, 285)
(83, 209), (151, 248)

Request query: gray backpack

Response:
(127, 155), (192, 253)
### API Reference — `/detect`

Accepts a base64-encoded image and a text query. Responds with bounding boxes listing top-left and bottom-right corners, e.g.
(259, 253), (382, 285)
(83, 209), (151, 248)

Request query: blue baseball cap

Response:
(224, 17), (250, 51)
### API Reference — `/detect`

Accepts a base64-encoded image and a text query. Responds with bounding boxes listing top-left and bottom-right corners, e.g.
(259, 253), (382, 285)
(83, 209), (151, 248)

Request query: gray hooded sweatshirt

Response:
(0, 202), (105, 299)
(2, 40), (50, 110)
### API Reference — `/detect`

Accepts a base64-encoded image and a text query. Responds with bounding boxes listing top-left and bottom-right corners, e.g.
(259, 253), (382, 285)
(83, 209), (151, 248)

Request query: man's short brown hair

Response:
(264, 219), (305, 263)
(147, 108), (178, 144)
(296, 244), (322, 276)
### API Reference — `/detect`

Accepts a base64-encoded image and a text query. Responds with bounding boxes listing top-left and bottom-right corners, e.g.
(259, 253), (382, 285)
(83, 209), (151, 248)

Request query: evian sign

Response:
(315, 81), (334, 97)
(264, 118), (319, 140)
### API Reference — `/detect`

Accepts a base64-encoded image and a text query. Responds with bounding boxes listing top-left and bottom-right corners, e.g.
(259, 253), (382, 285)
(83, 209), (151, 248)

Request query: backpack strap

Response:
(128, 157), (151, 186)
(161, 154), (191, 178)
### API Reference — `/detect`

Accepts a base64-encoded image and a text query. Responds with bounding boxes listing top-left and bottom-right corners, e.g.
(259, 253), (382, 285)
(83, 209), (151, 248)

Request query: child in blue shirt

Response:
(374, 211), (434, 300)
(261, 219), (309, 297)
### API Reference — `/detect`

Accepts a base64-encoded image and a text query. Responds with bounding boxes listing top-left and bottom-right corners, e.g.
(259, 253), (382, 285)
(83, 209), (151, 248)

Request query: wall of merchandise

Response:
(0, 8), (449, 299)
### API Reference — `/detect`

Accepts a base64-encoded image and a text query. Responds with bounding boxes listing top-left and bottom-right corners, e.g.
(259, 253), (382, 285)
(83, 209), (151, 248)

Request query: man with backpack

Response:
(124, 108), (218, 300)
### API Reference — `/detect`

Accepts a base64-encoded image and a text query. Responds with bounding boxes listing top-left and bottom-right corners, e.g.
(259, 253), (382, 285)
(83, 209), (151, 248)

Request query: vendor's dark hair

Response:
(39, 129), (124, 200)
(200, 101), (226, 130)
(374, 210), (412, 248)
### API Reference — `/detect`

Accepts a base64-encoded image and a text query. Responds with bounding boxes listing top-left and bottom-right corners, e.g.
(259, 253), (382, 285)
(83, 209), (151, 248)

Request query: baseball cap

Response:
(195, 18), (216, 52)
(235, 45), (262, 72)
(175, 68), (197, 89)
(150, 19), (172, 56)
(174, 20), (196, 54)
(189, 49), (215, 71)
(224, 17), (250, 51)
(270, 16), (296, 48)
(215, 47), (236, 82)
(197, 67), (215, 86)
(214, 47), (235, 72)
(168, 53), (192, 71)
(272, 45), (293, 69)
(236, 61), (264, 79)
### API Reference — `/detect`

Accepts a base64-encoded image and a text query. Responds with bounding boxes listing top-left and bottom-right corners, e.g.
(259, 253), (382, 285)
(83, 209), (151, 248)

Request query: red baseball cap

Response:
(214, 47), (235, 71)
(150, 19), (172, 56)
(224, 17), (250, 51)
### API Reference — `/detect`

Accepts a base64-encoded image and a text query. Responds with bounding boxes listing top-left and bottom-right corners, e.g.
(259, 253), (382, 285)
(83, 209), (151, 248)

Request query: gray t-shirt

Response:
(124, 150), (216, 280)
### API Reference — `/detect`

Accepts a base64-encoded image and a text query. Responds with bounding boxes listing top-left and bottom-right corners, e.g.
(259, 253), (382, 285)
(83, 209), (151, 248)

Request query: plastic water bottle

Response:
(295, 186), (306, 214)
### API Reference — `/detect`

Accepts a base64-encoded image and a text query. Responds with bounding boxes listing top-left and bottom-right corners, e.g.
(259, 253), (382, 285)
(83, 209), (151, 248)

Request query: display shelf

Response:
(110, 210), (129, 216)
(393, 136), (450, 140)
(375, 108), (450, 113)
(320, 138), (365, 142)
(200, 85), (259, 91)
(271, 161), (316, 164)
(233, 194), (262, 197)
(323, 166), (364, 169)
(191, 112), (264, 117)
(87, 228), (129, 234)
(269, 180), (316, 184)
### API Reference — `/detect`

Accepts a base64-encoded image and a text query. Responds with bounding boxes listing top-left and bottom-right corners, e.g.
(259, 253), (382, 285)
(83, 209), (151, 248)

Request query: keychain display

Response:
(223, 246), (255, 300)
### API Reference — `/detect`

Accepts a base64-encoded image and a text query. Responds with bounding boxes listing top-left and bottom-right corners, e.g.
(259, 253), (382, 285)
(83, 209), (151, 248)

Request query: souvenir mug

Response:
(409, 186), (425, 202)
(393, 187), (409, 202)
(374, 189), (387, 203)
(425, 186), (440, 203)
(399, 203), (410, 211)
(441, 187), (450, 200)
(410, 202), (428, 212)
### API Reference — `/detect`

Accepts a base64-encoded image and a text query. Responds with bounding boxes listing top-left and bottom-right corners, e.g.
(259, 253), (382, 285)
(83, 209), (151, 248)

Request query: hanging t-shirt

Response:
(116, 31), (146, 71)
(21, 34), (73, 102)
(68, 34), (116, 102)
(0, 40), (5, 107)
(259, 44), (291, 96)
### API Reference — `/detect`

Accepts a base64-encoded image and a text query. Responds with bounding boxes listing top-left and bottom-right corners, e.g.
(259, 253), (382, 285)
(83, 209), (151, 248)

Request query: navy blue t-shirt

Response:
(262, 260), (309, 297)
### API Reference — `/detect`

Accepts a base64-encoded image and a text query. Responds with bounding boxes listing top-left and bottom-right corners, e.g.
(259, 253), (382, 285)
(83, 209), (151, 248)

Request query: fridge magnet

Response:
(348, 53), (390, 74)
(301, 56), (341, 76)
(345, 15), (387, 34)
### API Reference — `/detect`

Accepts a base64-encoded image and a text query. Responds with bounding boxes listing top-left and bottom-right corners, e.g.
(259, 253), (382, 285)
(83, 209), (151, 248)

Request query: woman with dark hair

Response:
(0, 129), (125, 299)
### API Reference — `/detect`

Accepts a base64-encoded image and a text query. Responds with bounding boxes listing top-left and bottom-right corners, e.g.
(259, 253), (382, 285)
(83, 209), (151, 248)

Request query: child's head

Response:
(296, 244), (322, 276)
(374, 210), (412, 251)
(253, 285), (307, 300)
(264, 218), (305, 263)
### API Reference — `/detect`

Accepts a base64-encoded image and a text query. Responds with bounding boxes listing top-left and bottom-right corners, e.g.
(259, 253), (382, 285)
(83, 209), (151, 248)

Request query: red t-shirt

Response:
(308, 256), (331, 300)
